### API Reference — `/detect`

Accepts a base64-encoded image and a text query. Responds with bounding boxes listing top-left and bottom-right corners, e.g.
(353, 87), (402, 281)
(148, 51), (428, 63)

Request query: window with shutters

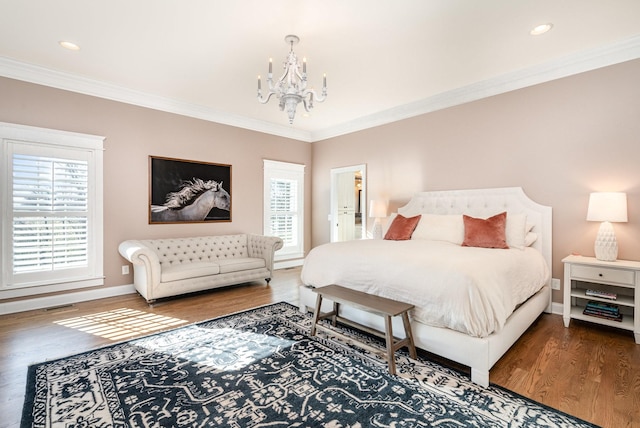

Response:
(263, 160), (304, 261)
(1, 122), (104, 298)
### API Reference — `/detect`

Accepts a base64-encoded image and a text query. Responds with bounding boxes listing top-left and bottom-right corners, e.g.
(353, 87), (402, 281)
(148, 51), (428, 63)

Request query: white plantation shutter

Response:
(1, 122), (104, 297)
(264, 160), (304, 260)
(12, 154), (89, 273)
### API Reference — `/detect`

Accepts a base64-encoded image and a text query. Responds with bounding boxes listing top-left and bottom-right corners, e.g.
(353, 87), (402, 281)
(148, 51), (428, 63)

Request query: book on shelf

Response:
(583, 300), (622, 322)
(585, 289), (617, 300)
(583, 308), (623, 322)
(585, 300), (619, 312)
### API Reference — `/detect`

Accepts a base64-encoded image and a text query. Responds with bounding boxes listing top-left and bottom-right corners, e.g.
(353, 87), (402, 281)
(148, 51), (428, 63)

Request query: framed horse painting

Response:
(149, 156), (232, 223)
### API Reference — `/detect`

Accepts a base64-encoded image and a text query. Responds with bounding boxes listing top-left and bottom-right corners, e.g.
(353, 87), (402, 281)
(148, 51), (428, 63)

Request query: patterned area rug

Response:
(22, 302), (597, 427)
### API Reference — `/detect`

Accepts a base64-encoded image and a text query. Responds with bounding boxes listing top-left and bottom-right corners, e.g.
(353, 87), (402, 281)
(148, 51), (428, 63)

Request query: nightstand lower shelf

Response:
(568, 306), (634, 331)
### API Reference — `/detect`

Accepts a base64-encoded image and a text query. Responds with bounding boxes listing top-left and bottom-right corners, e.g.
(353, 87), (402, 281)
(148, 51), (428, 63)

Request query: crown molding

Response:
(311, 34), (640, 142)
(0, 57), (312, 142)
(1, 34), (639, 143)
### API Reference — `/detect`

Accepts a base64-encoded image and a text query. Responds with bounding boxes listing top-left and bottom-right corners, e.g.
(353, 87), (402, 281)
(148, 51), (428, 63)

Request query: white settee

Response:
(118, 234), (283, 303)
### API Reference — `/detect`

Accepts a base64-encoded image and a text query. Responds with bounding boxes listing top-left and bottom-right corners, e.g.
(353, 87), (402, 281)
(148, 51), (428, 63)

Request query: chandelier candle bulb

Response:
(303, 58), (307, 73)
(269, 58), (272, 74)
(258, 76), (261, 91)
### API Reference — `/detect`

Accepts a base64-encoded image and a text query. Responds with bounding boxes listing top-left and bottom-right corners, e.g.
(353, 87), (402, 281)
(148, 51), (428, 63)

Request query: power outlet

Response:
(122, 265), (130, 275)
(551, 278), (561, 290)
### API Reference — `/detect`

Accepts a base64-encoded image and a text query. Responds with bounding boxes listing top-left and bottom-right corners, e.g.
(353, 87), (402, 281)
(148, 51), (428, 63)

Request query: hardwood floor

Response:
(1, 268), (638, 428)
(490, 313), (640, 427)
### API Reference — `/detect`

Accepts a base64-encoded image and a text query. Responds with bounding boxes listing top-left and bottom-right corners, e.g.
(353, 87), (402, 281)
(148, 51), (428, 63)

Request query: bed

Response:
(299, 187), (552, 387)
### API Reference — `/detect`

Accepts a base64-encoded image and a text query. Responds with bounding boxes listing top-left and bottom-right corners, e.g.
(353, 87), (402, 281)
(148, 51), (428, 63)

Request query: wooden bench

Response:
(310, 284), (417, 375)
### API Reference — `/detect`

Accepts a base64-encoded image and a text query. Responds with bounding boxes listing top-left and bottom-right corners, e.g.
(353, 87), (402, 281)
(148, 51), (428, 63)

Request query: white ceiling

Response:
(1, 0), (640, 142)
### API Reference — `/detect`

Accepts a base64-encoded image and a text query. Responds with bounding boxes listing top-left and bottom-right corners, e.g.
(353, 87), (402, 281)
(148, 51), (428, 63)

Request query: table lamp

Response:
(369, 199), (388, 239)
(586, 192), (627, 261)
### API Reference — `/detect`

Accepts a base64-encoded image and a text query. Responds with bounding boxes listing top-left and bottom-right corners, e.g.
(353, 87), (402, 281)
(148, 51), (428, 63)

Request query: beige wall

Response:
(2, 58), (639, 306)
(311, 59), (640, 303)
(0, 77), (312, 296)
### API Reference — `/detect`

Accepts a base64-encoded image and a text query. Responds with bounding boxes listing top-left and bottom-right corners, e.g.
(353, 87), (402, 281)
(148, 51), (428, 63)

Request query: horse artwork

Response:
(151, 178), (230, 222)
(149, 156), (232, 223)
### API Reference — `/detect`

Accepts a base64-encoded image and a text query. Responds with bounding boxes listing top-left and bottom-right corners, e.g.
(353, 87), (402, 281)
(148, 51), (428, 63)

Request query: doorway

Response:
(330, 164), (366, 242)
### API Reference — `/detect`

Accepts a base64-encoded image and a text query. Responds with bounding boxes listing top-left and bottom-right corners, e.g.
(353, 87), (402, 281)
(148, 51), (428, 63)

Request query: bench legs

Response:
(384, 315), (396, 375)
(310, 293), (416, 375)
(310, 294), (322, 336)
(402, 312), (418, 359)
(385, 313), (417, 375)
(311, 294), (338, 336)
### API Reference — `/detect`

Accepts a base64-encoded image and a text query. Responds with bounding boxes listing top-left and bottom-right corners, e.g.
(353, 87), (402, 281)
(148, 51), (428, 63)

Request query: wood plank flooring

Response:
(1, 267), (638, 428)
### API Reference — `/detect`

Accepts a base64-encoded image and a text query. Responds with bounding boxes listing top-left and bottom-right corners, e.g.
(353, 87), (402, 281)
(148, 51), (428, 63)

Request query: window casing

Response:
(263, 160), (304, 261)
(1, 122), (104, 298)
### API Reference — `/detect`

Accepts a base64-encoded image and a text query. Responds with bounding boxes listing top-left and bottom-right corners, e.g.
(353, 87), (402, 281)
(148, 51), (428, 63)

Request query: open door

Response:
(330, 164), (366, 242)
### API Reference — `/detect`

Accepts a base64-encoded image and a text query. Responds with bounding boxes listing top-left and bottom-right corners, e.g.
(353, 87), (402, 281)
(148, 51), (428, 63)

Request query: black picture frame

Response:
(149, 156), (232, 224)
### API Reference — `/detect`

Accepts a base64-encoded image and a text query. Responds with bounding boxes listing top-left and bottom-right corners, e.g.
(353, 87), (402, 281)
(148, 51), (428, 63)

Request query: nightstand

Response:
(562, 255), (640, 344)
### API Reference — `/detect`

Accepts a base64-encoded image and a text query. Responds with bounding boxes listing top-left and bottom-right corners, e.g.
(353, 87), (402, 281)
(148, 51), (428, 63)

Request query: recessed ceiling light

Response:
(59, 40), (80, 51)
(530, 23), (553, 36)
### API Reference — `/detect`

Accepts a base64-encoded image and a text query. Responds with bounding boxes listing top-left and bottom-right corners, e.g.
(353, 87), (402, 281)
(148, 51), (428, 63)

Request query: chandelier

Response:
(257, 35), (327, 124)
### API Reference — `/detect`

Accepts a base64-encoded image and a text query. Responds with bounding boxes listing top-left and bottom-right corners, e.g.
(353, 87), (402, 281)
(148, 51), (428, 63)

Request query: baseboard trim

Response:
(550, 301), (563, 316)
(0, 284), (136, 315)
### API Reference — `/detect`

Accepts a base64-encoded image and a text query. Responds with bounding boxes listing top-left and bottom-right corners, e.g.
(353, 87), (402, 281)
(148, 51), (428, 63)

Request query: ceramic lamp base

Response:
(371, 218), (383, 239)
(594, 221), (618, 261)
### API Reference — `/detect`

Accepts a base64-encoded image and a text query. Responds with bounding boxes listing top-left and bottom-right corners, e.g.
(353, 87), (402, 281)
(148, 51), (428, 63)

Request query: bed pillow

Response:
(411, 214), (464, 244)
(462, 212), (509, 249)
(505, 213), (527, 250)
(384, 214), (422, 240)
(525, 232), (538, 246)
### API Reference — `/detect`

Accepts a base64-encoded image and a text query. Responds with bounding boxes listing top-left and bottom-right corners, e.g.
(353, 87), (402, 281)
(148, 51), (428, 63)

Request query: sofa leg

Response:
(265, 278), (271, 286)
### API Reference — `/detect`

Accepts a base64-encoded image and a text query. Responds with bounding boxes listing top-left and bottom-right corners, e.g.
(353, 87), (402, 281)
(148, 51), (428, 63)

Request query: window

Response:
(263, 160), (304, 261)
(1, 122), (104, 298)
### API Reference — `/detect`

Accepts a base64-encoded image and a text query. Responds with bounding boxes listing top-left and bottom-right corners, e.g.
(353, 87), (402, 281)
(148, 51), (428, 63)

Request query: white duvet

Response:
(301, 239), (549, 337)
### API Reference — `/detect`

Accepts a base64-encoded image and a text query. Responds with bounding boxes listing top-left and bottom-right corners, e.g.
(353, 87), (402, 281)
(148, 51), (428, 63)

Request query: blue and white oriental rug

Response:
(22, 302), (597, 427)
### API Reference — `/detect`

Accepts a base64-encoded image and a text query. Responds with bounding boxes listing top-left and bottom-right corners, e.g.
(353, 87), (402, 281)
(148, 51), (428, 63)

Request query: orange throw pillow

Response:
(462, 212), (509, 249)
(384, 214), (421, 240)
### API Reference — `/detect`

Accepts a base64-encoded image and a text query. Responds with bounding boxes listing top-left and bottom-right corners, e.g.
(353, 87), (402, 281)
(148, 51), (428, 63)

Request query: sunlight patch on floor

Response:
(134, 326), (296, 371)
(54, 308), (188, 340)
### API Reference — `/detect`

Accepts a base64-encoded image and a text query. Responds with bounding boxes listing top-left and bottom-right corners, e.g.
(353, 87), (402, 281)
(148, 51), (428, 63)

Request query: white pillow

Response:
(525, 232), (538, 247)
(411, 214), (464, 245)
(505, 213), (527, 250)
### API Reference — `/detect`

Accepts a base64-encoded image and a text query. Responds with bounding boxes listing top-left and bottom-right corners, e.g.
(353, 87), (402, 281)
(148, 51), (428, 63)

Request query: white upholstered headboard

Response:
(397, 187), (552, 287)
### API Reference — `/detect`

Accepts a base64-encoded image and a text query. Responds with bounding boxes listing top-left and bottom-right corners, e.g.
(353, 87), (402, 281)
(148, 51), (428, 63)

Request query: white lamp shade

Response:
(586, 192), (628, 223)
(369, 199), (388, 218)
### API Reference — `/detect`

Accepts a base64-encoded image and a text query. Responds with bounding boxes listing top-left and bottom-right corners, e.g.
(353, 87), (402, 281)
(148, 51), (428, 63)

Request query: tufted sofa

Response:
(118, 234), (283, 303)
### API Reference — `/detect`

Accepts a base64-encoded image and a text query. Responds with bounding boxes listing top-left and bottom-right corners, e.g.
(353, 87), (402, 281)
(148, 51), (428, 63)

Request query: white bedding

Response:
(301, 239), (549, 337)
